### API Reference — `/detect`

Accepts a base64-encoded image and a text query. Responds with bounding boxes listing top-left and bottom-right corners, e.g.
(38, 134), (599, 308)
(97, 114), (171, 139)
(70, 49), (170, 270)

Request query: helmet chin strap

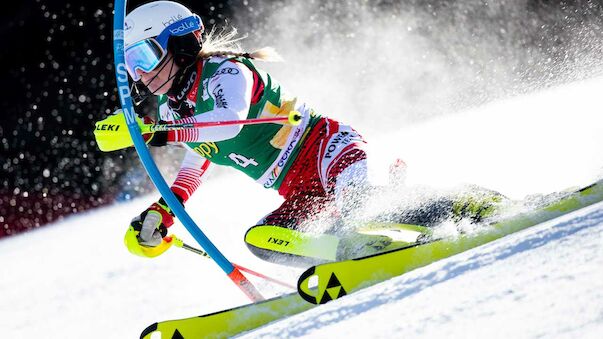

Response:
(131, 54), (180, 107)
(145, 55), (178, 96)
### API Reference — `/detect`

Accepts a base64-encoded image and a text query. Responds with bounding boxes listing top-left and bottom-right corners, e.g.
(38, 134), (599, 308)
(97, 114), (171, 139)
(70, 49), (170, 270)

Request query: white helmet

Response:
(124, 1), (204, 81)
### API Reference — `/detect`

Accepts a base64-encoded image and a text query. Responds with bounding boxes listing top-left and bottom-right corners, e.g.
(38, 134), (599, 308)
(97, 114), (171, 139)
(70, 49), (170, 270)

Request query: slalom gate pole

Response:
(169, 236), (295, 290)
(113, 0), (264, 302)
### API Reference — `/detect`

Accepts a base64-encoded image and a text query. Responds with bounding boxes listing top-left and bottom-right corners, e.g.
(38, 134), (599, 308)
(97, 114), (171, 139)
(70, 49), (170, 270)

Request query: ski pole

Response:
(95, 110), (303, 152)
(142, 111), (303, 133)
(167, 235), (295, 290)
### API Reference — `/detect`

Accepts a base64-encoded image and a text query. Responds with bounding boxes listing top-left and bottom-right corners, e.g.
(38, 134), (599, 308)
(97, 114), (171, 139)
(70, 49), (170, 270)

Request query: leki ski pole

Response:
(143, 111), (302, 133)
(94, 110), (302, 152)
(166, 235), (295, 290)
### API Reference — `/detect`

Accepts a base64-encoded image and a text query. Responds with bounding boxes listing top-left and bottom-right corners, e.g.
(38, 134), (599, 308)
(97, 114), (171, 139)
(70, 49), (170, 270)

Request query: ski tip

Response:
(140, 322), (158, 339)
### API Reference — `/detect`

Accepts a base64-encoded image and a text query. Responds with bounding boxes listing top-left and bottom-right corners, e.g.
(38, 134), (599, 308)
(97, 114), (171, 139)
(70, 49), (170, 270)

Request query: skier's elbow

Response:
(223, 124), (243, 139)
(202, 124), (242, 142)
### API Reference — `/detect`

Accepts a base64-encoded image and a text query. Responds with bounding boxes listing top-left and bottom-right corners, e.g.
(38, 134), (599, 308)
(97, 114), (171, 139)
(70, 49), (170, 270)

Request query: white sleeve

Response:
(171, 61), (254, 142)
(170, 148), (211, 202)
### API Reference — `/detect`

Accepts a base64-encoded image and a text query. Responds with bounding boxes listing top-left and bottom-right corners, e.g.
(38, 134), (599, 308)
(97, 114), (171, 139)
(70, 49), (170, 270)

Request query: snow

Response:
(2, 77), (603, 338)
(364, 75), (603, 199)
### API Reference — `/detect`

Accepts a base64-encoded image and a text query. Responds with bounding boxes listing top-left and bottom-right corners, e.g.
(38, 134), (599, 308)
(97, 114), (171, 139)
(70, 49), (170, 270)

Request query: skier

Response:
(108, 1), (498, 266)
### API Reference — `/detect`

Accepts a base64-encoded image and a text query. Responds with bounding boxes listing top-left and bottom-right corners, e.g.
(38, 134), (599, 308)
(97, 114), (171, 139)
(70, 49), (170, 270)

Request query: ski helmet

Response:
(124, 1), (204, 82)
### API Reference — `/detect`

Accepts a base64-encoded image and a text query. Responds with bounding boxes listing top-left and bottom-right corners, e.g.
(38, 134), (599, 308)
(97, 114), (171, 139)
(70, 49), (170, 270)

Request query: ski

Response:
(138, 225), (422, 338)
(244, 223), (428, 263)
(140, 291), (315, 339)
(297, 179), (603, 304)
(139, 179), (603, 338)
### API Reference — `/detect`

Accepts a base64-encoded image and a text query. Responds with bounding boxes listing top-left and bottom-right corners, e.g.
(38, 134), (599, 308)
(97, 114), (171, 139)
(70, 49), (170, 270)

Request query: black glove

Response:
(141, 116), (169, 147)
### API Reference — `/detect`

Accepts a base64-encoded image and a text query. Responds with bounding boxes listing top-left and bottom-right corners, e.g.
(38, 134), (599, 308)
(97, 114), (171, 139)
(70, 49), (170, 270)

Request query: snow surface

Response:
(2, 77), (603, 338)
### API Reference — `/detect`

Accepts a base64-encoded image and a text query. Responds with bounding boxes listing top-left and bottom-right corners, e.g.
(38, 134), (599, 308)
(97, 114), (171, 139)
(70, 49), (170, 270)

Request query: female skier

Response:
(110, 1), (498, 266)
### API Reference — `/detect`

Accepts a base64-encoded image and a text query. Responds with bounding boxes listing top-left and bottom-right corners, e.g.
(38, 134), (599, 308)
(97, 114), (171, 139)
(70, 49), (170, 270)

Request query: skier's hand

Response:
(130, 198), (177, 247)
(141, 116), (168, 147)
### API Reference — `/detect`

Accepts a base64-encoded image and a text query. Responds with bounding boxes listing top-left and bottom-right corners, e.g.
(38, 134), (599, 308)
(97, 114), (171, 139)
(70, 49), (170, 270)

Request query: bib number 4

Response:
(229, 153), (258, 168)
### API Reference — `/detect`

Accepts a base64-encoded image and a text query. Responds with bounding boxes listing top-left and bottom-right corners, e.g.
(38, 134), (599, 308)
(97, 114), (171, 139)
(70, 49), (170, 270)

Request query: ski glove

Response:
(130, 197), (180, 247)
(141, 116), (168, 147)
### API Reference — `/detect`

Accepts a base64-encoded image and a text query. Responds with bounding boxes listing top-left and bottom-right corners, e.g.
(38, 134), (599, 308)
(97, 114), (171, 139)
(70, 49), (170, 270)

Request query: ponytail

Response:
(197, 26), (283, 62)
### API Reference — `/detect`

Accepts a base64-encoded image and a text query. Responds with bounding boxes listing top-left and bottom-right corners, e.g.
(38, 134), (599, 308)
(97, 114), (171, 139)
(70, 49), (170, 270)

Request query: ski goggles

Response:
(125, 15), (203, 81)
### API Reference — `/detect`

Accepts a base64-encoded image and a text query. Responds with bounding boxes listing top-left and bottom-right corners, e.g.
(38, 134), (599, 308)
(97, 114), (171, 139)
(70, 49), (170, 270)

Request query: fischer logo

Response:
(162, 14), (183, 27)
(325, 131), (351, 159)
(263, 127), (303, 188)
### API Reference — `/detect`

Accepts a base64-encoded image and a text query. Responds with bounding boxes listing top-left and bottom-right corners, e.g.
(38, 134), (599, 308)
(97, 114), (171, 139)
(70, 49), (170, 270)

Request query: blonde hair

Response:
(197, 26), (283, 62)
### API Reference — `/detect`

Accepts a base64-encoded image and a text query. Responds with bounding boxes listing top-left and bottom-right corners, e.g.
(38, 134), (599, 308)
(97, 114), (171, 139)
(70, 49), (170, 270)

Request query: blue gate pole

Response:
(112, 0), (263, 301)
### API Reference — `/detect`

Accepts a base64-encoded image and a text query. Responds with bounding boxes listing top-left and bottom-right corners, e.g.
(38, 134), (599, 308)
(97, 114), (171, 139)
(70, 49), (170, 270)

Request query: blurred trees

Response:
(0, 0), (232, 236)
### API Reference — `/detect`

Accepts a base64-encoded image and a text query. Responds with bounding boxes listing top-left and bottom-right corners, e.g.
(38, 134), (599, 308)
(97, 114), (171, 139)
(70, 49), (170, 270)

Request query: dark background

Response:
(1, 0), (602, 237)
(0, 0), (234, 236)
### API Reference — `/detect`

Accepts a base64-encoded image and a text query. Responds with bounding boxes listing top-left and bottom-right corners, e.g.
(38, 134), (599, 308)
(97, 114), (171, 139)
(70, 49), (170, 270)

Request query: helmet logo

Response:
(162, 14), (184, 27)
(169, 20), (196, 35)
(125, 19), (134, 31)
